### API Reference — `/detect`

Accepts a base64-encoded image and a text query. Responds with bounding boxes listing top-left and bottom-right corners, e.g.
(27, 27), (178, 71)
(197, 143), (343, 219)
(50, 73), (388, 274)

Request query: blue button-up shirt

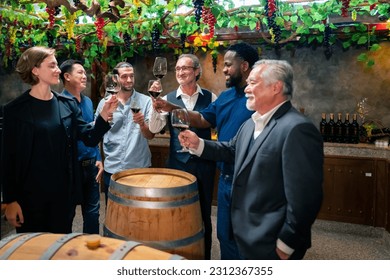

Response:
(95, 90), (152, 174)
(200, 86), (253, 174)
(62, 90), (101, 161)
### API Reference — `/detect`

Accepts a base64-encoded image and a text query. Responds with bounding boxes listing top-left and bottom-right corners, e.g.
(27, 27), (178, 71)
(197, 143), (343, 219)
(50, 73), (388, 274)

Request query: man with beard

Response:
(153, 43), (259, 259)
(178, 60), (323, 260)
(60, 59), (103, 234)
(95, 62), (155, 205)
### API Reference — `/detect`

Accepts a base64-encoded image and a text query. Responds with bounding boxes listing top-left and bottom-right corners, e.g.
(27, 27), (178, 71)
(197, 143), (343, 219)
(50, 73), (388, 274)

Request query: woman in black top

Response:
(1, 46), (117, 233)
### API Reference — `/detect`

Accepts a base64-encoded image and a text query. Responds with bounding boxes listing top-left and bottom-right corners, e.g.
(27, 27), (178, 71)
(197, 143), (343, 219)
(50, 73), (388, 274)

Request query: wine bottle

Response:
(343, 113), (351, 143)
(350, 113), (360, 144)
(328, 113), (335, 142)
(335, 113), (343, 143)
(319, 113), (328, 142)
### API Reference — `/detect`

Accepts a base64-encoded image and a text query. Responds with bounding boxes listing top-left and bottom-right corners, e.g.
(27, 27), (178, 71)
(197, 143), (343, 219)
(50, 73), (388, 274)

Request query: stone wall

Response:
(1, 41), (389, 129)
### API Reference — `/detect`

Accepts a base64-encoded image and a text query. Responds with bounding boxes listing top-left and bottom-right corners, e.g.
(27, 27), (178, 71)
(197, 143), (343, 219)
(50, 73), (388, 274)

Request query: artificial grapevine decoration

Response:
(193, 0), (204, 27)
(64, 10), (77, 40)
(94, 17), (105, 41)
(202, 6), (216, 37)
(151, 24), (160, 51)
(351, 10), (357, 22)
(323, 23), (332, 59)
(341, 0), (350, 18)
(211, 53), (218, 73)
(180, 33), (187, 49)
(123, 32), (131, 50)
(45, 7), (56, 29)
(75, 36), (82, 53)
(265, 0), (281, 50)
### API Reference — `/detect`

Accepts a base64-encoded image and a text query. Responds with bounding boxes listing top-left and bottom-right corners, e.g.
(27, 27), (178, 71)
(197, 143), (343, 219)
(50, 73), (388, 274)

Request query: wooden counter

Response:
(149, 137), (390, 232)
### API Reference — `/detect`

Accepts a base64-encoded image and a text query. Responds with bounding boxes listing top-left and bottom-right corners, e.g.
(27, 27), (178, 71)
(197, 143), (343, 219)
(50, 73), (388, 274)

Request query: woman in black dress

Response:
(1, 46), (117, 234)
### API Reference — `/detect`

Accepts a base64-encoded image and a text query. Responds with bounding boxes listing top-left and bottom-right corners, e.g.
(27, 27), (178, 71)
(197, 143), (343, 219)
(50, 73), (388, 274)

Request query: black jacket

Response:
(1, 90), (110, 204)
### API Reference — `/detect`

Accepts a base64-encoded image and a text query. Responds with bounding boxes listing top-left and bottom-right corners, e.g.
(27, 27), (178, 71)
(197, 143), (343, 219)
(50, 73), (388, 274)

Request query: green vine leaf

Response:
(357, 35), (368, 45)
(357, 53), (368, 62)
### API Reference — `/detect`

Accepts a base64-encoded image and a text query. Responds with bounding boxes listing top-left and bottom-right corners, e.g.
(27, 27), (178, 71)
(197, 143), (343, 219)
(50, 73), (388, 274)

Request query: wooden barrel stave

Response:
(0, 233), (184, 260)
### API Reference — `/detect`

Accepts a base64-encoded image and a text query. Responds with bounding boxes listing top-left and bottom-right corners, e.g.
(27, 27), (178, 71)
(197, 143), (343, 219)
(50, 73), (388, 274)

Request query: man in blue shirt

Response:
(154, 42), (259, 259)
(60, 59), (103, 234)
(95, 62), (155, 206)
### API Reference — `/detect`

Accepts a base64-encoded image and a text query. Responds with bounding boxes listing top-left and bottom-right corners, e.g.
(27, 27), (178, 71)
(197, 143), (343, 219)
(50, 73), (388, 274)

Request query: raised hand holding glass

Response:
(171, 109), (190, 153)
(148, 79), (163, 99)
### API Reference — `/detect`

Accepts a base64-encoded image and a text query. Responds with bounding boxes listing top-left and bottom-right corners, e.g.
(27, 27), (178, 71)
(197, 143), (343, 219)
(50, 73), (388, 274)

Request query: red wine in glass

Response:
(171, 109), (190, 152)
(131, 107), (141, 113)
(172, 123), (189, 132)
(148, 90), (162, 99)
(147, 80), (162, 99)
(154, 74), (165, 79)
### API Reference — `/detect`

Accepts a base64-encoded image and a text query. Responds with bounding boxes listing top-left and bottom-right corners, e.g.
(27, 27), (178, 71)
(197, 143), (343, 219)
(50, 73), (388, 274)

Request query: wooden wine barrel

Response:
(0, 233), (184, 260)
(104, 168), (205, 260)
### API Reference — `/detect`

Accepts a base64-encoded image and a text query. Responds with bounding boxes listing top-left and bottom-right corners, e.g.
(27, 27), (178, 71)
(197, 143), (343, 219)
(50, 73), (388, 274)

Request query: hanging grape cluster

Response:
(256, 21), (261, 31)
(180, 33), (186, 49)
(323, 24), (332, 59)
(341, 0), (350, 18)
(265, 0), (281, 50)
(193, 0), (204, 27)
(151, 24), (160, 51)
(65, 12), (76, 40)
(137, 7), (142, 16)
(212, 54), (217, 73)
(75, 36), (82, 53)
(123, 32), (131, 50)
(54, 6), (61, 16)
(351, 10), (357, 21)
(45, 7), (56, 29)
(202, 6), (216, 37)
(94, 17), (105, 41)
(47, 32), (55, 47)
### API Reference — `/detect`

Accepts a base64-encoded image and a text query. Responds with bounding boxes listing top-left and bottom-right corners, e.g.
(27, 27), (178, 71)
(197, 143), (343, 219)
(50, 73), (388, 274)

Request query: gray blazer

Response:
(201, 101), (323, 259)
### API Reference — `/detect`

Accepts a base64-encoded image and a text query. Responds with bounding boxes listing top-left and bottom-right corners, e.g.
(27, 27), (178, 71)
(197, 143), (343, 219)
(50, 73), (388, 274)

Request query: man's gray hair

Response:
(254, 59), (294, 97)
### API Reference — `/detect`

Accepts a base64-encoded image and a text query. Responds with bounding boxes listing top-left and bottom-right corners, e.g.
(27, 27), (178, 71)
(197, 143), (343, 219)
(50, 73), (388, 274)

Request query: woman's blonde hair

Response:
(16, 46), (56, 86)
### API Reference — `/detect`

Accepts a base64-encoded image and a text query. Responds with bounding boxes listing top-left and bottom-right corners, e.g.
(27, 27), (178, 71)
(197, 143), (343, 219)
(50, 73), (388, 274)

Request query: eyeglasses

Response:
(175, 66), (196, 72)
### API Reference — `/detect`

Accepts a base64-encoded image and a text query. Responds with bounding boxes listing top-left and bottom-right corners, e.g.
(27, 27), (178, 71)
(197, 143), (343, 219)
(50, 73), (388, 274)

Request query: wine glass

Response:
(147, 79), (163, 99)
(171, 109), (190, 153)
(130, 99), (140, 114)
(104, 73), (121, 100)
(153, 57), (167, 79)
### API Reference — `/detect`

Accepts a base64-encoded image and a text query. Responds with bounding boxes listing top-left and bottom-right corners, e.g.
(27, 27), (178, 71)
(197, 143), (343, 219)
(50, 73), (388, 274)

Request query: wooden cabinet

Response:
(149, 145), (169, 168)
(149, 140), (390, 232)
(318, 156), (389, 227)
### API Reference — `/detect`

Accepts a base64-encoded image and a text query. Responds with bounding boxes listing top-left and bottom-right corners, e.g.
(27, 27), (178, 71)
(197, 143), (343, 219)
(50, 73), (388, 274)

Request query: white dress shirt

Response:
(148, 84), (217, 133)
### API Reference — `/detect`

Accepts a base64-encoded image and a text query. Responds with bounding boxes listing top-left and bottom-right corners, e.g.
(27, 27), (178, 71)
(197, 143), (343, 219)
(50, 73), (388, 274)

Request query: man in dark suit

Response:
(178, 59), (323, 259)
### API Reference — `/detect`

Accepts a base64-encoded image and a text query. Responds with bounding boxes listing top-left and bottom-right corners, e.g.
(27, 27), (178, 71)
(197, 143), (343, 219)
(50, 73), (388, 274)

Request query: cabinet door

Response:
(150, 145), (169, 168)
(319, 157), (375, 225)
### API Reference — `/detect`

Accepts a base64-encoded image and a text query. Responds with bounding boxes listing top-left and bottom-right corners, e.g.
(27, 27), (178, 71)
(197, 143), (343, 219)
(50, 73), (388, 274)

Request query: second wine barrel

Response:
(0, 233), (184, 260)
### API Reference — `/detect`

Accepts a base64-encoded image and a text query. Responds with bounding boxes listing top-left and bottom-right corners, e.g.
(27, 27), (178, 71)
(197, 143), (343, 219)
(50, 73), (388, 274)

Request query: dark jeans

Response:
(217, 173), (243, 260)
(103, 171), (113, 208)
(71, 160), (100, 234)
